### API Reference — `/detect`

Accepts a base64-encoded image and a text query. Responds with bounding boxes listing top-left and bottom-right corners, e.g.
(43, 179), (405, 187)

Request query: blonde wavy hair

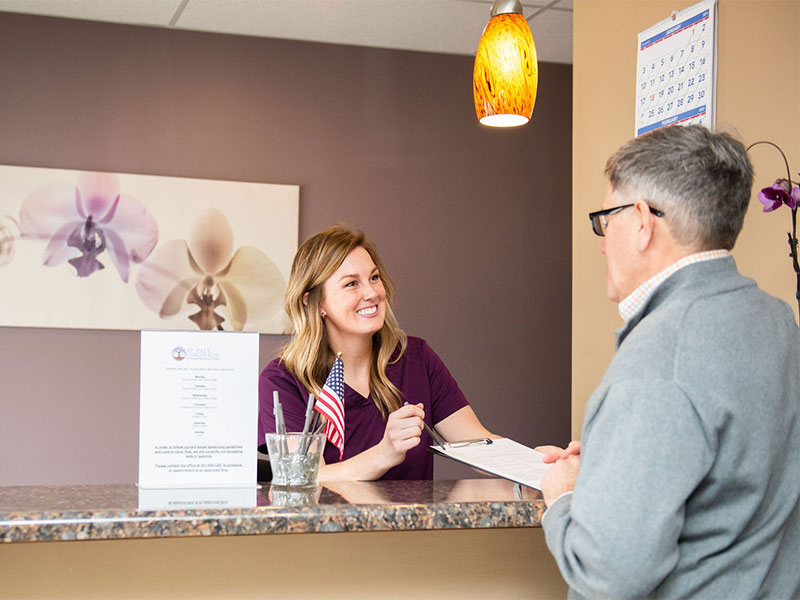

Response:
(280, 226), (407, 418)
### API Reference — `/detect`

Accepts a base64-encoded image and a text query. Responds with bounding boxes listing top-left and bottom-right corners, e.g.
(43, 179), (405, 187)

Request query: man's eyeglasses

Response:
(588, 204), (664, 237)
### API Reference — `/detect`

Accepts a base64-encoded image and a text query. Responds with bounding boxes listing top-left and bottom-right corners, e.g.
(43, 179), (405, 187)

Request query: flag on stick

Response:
(315, 356), (345, 460)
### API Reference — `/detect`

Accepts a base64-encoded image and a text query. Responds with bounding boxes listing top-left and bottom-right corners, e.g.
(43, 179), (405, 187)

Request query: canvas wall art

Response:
(0, 165), (298, 333)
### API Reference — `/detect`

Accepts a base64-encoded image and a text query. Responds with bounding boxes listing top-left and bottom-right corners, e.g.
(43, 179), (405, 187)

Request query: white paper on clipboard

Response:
(430, 438), (551, 490)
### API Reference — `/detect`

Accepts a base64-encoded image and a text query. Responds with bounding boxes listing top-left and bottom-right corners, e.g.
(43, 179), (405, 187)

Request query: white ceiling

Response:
(0, 0), (573, 63)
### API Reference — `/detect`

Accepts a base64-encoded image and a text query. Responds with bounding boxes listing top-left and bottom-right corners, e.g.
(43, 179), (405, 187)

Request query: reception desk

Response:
(0, 479), (567, 598)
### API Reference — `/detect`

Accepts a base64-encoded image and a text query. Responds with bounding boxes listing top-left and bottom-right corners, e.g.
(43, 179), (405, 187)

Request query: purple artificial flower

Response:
(758, 178), (797, 212)
(19, 172), (158, 281)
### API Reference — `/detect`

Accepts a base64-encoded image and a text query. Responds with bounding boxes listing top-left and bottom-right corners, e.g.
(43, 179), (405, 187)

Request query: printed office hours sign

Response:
(636, 0), (717, 136)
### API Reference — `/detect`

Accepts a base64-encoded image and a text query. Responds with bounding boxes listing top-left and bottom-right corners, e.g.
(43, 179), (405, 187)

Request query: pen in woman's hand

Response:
(403, 402), (447, 449)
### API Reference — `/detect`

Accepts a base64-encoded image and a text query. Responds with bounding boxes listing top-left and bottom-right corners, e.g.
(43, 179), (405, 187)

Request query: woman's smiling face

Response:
(320, 246), (387, 345)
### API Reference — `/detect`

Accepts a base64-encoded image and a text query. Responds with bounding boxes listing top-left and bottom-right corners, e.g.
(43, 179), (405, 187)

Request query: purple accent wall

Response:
(0, 12), (572, 485)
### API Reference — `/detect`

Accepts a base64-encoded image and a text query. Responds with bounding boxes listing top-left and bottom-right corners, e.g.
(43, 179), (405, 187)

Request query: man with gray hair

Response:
(538, 125), (799, 599)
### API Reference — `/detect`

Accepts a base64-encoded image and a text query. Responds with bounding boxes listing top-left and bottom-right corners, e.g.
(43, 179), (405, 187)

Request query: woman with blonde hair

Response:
(258, 225), (493, 480)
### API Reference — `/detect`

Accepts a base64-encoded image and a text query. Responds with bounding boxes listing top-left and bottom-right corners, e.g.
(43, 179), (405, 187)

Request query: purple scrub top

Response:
(258, 336), (469, 480)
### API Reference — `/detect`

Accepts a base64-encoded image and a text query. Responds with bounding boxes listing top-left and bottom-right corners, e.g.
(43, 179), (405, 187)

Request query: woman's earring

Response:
(321, 312), (326, 318)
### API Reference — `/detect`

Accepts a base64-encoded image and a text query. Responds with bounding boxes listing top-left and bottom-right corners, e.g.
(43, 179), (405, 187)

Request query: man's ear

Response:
(635, 200), (657, 252)
(302, 292), (309, 307)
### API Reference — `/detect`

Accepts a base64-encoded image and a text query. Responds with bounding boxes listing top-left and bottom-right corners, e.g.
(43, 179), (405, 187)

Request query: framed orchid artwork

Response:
(0, 165), (298, 334)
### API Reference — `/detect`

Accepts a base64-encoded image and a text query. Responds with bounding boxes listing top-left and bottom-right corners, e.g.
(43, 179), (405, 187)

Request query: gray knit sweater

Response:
(543, 256), (800, 599)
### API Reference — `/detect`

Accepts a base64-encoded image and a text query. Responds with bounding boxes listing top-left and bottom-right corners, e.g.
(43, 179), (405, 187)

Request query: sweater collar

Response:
(615, 254), (739, 348)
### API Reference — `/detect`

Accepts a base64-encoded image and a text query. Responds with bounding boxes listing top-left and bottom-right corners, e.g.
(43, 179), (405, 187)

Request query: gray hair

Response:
(604, 125), (753, 250)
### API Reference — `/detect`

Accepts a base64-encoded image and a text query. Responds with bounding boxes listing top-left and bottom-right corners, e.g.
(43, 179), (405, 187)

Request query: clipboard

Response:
(428, 437), (550, 491)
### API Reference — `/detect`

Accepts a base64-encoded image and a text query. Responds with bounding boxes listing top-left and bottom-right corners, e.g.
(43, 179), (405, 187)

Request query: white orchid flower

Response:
(136, 208), (287, 331)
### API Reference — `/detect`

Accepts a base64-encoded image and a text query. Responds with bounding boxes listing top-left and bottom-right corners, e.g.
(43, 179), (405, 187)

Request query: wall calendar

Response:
(636, 0), (717, 136)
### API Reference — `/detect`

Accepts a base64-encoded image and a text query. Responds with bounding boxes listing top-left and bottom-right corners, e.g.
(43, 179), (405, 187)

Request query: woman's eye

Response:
(370, 274), (381, 282)
(344, 281), (356, 288)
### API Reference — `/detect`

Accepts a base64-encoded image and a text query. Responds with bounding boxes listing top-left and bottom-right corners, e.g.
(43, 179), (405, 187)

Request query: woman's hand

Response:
(377, 402), (425, 469)
(316, 403), (425, 481)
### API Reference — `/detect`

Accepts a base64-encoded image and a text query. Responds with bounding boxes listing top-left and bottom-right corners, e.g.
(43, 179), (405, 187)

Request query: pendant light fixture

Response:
(473, 0), (538, 127)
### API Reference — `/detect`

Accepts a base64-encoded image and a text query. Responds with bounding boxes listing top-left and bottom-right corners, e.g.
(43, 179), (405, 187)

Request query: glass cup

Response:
(264, 433), (324, 488)
(269, 485), (322, 507)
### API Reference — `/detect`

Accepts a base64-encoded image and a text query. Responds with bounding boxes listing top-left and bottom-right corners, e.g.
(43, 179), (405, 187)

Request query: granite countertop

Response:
(0, 479), (545, 543)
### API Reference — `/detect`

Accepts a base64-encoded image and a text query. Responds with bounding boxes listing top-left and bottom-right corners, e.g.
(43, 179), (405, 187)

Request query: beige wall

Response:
(572, 0), (800, 436)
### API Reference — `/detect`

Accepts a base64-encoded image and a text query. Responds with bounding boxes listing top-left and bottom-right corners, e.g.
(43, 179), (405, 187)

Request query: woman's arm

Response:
(417, 339), (496, 443)
(317, 403), (425, 481)
(319, 404), (496, 480)
(433, 405), (497, 442)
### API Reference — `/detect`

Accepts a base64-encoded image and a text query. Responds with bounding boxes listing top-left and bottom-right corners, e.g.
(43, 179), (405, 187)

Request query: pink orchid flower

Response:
(135, 208), (286, 331)
(758, 178), (799, 212)
(19, 172), (158, 281)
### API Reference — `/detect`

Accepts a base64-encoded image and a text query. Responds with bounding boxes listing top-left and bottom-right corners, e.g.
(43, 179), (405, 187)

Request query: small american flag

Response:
(315, 356), (345, 460)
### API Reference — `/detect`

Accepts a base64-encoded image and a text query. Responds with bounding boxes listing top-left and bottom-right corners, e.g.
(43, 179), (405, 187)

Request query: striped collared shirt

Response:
(618, 250), (730, 322)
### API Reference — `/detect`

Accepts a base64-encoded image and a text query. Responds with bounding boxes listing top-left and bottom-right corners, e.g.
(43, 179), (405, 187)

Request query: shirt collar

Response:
(618, 249), (730, 322)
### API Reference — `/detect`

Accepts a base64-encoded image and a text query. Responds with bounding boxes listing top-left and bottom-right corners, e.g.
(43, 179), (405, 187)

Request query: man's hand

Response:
(536, 440), (581, 464)
(540, 454), (580, 506)
(536, 441), (582, 507)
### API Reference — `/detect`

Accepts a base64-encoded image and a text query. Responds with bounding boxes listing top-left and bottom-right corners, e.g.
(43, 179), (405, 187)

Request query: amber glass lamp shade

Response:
(473, 12), (538, 127)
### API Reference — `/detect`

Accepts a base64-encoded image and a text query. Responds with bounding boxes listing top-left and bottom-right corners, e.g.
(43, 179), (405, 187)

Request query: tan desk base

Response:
(1, 528), (566, 599)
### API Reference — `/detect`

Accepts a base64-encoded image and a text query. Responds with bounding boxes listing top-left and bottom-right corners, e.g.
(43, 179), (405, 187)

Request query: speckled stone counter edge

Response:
(0, 485), (545, 543)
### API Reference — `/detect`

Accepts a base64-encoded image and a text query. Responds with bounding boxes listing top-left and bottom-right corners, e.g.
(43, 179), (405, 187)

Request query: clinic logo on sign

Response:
(172, 347), (187, 361)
